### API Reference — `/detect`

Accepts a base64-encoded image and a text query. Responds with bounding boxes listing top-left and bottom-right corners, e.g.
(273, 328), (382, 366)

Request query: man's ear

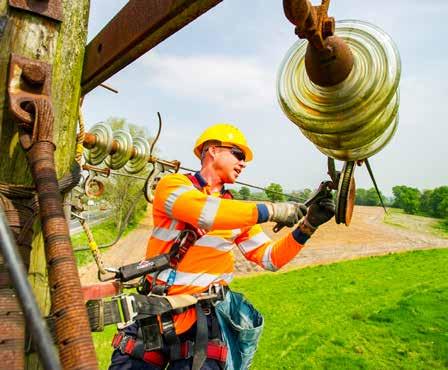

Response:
(207, 145), (218, 160)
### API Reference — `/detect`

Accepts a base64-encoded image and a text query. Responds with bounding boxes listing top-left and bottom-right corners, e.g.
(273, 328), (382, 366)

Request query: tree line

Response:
(231, 183), (313, 203)
(391, 185), (448, 218)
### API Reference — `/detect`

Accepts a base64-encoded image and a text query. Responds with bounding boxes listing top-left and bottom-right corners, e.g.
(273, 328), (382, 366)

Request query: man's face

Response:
(211, 145), (247, 184)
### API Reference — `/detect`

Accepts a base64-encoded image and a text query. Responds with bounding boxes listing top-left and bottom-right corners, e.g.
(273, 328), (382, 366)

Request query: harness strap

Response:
(192, 303), (208, 370)
(112, 332), (166, 367)
(112, 333), (228, 366)
(161, 312), (181, 359)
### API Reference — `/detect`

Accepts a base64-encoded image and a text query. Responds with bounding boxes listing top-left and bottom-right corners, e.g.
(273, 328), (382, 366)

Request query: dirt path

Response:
(78, 206), (448, 284)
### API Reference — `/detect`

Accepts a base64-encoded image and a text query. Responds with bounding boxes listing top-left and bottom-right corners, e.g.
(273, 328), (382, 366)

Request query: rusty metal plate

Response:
(335, 161), (356, 226)
(8, 54), (52, 124)
(81, 0), (223, 94)
(8, 0), (63, 22)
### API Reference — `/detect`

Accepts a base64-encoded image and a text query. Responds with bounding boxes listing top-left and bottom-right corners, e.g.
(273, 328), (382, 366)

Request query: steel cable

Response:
(0, 206), (61, 370)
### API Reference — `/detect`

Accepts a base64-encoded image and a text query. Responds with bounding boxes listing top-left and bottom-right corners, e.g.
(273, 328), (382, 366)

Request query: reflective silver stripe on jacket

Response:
(164, 185), (195, 218)
(261, 245), (278, 272)
(195, 235), (233, 252)
(238, 232), (270, 253)
(152, 226), (181, 241)
(198, 196), (221, 230)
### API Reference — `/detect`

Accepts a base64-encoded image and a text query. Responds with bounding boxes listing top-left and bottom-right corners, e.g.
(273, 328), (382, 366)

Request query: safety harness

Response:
(110, 173), (233, 368)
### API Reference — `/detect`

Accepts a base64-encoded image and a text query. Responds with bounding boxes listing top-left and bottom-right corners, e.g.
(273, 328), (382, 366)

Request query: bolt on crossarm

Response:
(283, 0), (354, 86)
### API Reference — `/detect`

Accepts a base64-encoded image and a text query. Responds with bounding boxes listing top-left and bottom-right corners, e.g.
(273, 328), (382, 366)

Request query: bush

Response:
(356, 188), (385, 206)
(392, 185), (421, 214)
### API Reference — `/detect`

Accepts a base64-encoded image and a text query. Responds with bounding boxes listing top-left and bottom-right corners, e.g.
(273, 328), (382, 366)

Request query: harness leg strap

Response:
(192, 303), (208, 370)
(161, 312), (181, 360)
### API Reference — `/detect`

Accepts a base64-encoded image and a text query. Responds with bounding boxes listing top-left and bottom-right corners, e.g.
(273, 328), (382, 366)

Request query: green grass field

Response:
(434, 219), (448, 238)
(93, 249), (448, 369)
(384, 208), (448, 239)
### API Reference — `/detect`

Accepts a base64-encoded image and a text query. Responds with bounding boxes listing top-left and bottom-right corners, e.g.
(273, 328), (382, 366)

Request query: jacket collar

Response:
(194, 171), (227, 195)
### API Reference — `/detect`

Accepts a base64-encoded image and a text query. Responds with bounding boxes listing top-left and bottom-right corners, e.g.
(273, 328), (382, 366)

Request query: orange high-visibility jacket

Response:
(145, 172), (307, 334)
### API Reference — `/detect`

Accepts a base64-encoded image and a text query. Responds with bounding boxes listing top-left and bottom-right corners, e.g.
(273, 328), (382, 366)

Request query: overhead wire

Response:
(178, 165), (303, 202)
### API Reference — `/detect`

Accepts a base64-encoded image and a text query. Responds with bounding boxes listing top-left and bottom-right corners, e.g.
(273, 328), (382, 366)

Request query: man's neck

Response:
(199, 166), (224, 193)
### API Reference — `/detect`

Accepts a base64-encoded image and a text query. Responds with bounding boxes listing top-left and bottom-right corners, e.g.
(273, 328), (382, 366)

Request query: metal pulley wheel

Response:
(335, 161), (356, 225)
(84, 173), (105, 198)
(84, 122), (113, 165)
(105, 129), (133, 170)
(124, 137), (151, 174)
(277, 20), (401, 161)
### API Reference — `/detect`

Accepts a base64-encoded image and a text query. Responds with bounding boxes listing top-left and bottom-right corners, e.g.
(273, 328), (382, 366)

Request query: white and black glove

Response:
(266, 202), (307, 227)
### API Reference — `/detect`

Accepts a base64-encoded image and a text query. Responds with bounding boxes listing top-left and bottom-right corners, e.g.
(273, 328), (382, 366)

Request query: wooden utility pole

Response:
(0, 1), (90, 369)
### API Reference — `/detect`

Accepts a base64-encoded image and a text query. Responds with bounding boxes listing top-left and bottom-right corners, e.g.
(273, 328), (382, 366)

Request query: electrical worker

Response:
(109, 123), (335, 370)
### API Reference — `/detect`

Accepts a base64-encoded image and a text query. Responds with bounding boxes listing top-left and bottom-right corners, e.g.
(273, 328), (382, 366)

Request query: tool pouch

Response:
(215, 290), (264, 370)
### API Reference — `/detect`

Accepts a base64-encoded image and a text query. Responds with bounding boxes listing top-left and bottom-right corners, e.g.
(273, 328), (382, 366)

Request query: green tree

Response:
(239, 186), (251, 200)
(265, 183), (285, 202)
(428, 186), (448, 218)
(355, 188), (368, 205)
(419, 189), (433, 215)
(366, 188), (383, 206)
(392, 185), (421, 214)
(356, 188), (383, 206)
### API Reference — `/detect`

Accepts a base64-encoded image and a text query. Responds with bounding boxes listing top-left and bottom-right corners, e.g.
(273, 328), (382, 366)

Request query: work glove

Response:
(304, 194), (335, 231)
(267, 202), (307, 227)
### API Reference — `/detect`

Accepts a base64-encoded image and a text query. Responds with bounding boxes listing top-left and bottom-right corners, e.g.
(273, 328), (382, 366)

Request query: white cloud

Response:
(142, 52), (276, 110)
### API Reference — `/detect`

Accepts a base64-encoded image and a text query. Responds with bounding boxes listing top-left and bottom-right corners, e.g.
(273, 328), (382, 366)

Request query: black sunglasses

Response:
(216, 146), (246, 162)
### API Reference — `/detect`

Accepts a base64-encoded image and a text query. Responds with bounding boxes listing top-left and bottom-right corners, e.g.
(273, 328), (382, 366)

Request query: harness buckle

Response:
(114, 294), (138, 329)
(208, 283), (226, 303)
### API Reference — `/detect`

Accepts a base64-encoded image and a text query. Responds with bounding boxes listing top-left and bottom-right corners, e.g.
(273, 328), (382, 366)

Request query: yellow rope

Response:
(79, 218), (107, 275)
(75, 99), (85, 165)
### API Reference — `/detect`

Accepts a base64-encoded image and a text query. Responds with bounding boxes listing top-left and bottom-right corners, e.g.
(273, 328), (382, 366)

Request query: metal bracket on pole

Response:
(8, 54), (52, 125)
(8, 0), (63, 22)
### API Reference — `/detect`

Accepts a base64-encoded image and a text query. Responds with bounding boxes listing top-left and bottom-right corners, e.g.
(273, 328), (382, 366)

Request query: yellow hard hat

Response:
(194, 123), (253, 162)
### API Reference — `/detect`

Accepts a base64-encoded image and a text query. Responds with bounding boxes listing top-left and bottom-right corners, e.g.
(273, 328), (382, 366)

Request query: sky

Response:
(83, 1), (448, 195)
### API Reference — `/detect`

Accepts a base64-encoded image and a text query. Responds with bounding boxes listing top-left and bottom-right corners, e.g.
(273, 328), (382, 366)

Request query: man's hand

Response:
(305, 195), (335, 228)
(267, 202), (307, 227)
